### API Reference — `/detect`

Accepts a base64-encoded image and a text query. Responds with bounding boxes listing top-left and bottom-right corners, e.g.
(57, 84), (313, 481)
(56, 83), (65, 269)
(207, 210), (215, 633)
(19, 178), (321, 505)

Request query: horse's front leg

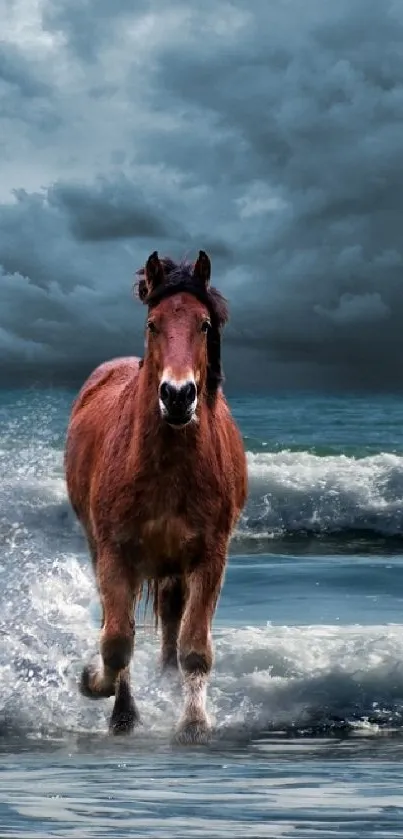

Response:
(80, 545), (140, 734)
(175, 546), (226, 745)
(158, 576), (185, 672)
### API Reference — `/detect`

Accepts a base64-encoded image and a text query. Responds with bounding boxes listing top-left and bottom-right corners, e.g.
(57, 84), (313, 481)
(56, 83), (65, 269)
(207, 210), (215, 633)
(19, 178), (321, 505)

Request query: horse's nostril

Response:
(159, 381), (170, 406)
(185, 382), (197, 405)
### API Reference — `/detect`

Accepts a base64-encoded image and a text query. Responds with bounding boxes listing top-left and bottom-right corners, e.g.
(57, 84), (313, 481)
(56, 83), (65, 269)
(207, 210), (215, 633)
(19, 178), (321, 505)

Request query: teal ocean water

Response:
(1, 388), (403, 837)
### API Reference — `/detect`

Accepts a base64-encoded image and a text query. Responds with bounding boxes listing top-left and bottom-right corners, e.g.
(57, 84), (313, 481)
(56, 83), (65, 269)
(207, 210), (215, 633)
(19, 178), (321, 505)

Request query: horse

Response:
(64, 249), (248, 744)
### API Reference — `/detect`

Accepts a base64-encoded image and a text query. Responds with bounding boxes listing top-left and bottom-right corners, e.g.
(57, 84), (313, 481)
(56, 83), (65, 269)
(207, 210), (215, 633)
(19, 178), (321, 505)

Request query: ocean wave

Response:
(238, 450), (403, 542)
(2, 448), (403, 550)
(1, 470), (403, 742)
(1, 546), (403, 742)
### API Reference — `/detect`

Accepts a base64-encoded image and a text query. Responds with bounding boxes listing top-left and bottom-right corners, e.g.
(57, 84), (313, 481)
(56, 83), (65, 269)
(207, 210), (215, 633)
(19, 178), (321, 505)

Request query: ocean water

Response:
(1, 388), (403, 836)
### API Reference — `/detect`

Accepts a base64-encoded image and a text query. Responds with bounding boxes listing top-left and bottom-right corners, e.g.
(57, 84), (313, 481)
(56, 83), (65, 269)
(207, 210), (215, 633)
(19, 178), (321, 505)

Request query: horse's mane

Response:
(134, 258), (229, 398)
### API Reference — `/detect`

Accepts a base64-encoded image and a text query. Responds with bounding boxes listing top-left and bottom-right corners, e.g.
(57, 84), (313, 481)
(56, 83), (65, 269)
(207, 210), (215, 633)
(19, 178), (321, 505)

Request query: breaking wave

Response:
(1, 544), (403, 743)
(2, 446), (403, 550)
(239, 450), (403, 543)
(1, 428), (403, 743)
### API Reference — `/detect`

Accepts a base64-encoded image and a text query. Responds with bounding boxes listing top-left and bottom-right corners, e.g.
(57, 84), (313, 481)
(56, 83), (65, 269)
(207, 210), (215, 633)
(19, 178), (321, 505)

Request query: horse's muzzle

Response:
(159, 379), (197, 427)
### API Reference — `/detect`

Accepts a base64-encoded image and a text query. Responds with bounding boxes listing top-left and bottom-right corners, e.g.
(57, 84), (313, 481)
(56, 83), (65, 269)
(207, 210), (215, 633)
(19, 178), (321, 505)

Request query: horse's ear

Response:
(193, 250), (211, 289)
(145, 250), (165, 294)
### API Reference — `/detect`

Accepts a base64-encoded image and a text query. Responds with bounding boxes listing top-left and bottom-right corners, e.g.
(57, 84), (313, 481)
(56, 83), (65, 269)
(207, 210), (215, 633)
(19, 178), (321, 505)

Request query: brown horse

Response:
(64, 250), (247, 743)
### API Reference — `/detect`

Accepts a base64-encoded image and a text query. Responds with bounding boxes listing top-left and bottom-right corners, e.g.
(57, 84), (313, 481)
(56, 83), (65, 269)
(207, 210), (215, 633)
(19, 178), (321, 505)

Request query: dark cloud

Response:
(41, 0), (148, 62)
(0, 43), (50, 98)
(49, 177), (176, 241)
(1, 0), (403, 390)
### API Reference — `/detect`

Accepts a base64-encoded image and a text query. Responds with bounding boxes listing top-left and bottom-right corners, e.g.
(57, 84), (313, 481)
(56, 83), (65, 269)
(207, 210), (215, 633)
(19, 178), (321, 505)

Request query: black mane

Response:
(134, 258), (229, 398)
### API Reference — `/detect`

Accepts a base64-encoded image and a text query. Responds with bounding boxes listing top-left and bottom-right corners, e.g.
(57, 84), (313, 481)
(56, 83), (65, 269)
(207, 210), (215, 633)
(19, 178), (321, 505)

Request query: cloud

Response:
(1, 0), (403, 390)
(49, 177), (177, 241)
(315, 293), (390, 326)
(0, 42), (50, 99)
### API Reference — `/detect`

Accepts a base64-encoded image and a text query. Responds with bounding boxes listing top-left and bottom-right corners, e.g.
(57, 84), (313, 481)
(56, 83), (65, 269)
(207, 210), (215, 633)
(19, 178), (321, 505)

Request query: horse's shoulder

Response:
(83, 356), (141, 390)
(73, 357), (141, 414)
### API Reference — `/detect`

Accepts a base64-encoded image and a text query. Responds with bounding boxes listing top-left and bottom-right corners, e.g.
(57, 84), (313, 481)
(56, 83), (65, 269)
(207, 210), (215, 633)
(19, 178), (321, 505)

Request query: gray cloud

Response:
(49, 177), (176, 241)
(42, 0), (148, 62)
(1, 0), (403, 390)
(0, 42), (50, 99)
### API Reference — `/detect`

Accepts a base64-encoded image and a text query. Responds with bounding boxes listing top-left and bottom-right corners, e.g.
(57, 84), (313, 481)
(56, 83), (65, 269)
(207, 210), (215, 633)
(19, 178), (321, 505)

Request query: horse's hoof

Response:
(79, 664), (115, 700)
(109, 707), (140, 736)
(109, 695), (140, 736)
(174, 719), (211, 746)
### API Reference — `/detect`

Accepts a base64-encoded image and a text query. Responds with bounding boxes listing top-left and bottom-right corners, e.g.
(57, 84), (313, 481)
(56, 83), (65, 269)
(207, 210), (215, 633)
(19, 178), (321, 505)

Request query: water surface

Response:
(1, 389), (403, 836)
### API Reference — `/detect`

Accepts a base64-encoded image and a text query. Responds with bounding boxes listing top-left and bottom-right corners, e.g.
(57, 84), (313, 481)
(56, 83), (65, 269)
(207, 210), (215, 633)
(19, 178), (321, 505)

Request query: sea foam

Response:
(240, 450), (403, 540)
(1, 552), (403, 742)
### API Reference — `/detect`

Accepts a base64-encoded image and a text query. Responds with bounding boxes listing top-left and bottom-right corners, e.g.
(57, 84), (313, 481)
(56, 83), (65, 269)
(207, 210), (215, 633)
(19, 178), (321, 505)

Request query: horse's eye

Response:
(201, 320), (211, 333)
(147, 321), (158, 335)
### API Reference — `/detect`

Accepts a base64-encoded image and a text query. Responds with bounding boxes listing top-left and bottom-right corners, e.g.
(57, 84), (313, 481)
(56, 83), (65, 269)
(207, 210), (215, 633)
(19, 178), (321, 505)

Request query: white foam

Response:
(2, 439), (403, 739)
(2, 549), (403, 739)
(240, 450), (403, 538)
(211, 623), (403, 735)
(3, 430), (403, 541)
(4, 448), (403, 546)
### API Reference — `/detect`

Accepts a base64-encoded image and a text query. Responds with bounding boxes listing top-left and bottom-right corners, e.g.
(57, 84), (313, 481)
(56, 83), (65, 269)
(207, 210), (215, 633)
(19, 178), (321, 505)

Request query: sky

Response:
(1, 0), (403, 392)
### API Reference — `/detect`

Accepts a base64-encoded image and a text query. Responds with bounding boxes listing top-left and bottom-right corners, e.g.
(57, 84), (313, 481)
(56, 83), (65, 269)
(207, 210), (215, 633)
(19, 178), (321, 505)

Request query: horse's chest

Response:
(132, 479), (201, 569)
(140, 513), (195, 555)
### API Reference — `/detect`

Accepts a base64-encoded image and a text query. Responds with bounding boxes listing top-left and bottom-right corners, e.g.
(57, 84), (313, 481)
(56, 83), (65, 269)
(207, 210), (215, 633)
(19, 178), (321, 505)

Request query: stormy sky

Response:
(1, 0), (403, 391)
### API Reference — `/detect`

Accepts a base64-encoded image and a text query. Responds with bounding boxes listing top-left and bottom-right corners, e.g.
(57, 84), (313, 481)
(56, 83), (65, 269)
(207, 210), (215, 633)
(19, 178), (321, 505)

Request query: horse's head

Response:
(136, 251), (228, 428)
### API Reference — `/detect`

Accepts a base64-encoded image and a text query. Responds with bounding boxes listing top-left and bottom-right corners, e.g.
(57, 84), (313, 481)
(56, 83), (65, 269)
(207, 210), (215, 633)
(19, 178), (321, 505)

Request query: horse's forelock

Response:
(134, 258), (192, 303)
(134, 257), (229, 327)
